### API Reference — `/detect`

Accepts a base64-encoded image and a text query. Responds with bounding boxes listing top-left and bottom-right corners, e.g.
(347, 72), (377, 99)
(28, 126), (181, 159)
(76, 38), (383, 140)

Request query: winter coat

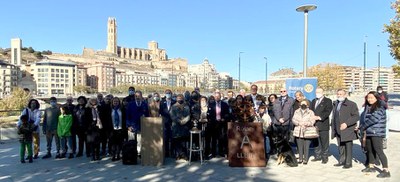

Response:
(360, 105), (387, 137)
(272, 96), (294, 126)
(126, 100), (149, 132)
(292, 108), (316, 138)
(43, 106), (60, 132)
(331, 98), (359, 142)
(18, 122), (35, 142)
(73, 105), (91, 133)
(170, 103), (191, 138)
(57, 114), (73, 137)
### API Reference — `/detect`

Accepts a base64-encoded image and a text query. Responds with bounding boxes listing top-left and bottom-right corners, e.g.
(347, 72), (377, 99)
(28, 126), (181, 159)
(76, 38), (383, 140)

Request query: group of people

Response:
(16, 85), (391, 178)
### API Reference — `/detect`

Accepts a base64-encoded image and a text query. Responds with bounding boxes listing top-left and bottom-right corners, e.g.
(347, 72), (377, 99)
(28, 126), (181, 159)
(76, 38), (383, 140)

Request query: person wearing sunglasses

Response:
(272, 88), (295, 141)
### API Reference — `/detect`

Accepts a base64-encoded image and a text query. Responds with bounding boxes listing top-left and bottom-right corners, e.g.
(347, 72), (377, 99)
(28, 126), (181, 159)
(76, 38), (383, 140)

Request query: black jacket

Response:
(331, 98), (359, 142)
(207, 101), (230, 123)
(160, 99), (176, 125)
(310, 96), (333, 131)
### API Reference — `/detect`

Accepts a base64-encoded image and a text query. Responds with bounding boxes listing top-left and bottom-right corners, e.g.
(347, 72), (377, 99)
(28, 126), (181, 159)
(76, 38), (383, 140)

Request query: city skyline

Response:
(0, 0), (396, 82)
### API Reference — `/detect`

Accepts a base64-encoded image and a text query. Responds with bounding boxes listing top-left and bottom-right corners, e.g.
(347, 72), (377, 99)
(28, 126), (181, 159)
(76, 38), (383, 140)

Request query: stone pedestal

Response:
(140, 117), (164, 166)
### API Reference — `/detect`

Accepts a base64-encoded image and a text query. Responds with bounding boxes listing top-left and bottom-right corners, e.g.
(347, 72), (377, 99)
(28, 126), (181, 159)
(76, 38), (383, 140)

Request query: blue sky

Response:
(0, 0), (396, 82)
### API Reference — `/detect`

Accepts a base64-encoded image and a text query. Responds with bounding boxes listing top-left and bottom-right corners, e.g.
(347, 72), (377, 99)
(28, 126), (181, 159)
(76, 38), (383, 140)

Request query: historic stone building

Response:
(105, 17), (167, 62)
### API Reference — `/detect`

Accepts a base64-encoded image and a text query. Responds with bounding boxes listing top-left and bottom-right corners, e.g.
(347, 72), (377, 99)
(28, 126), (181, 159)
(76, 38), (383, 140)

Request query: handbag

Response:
(303, 126), (319, 139)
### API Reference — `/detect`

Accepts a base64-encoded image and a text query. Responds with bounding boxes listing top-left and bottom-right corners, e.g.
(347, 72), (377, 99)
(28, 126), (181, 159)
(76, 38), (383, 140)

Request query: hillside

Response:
(0, 48), (51, 64)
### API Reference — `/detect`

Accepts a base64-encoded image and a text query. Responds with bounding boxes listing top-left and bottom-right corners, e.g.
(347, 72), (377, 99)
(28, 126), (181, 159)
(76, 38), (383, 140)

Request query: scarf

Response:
(113, 106), (120, 129)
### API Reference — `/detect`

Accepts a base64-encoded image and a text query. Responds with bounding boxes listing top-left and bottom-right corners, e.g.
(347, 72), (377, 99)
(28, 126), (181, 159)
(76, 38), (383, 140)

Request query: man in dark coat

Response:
(272, 88), (294, 140)
(159, 89), (175, 158)
(206, 92), (230, 158)
(331, 89), (359, 169)
(310, 87), (333, 164)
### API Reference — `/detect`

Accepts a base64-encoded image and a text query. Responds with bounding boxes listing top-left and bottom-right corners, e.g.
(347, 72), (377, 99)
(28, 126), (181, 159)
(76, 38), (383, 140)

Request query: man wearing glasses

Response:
(272, 88), (295, 139)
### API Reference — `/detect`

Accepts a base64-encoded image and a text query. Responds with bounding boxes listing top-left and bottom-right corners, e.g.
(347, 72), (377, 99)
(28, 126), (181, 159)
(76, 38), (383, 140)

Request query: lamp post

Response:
(296, 4), (317, 78)
(264, 57), (268, 94)
(238, 52), (244, 90)
(378, 44), (381, 86)
(363, 36), (367, 91)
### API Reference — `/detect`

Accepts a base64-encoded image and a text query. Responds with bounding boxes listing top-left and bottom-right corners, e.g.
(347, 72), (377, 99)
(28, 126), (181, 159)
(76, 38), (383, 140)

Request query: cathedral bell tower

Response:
(106, 17), (117, 54)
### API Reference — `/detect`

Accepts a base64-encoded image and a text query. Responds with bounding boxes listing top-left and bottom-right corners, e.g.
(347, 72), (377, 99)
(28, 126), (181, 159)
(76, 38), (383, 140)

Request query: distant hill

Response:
(0, 47), (52, 64)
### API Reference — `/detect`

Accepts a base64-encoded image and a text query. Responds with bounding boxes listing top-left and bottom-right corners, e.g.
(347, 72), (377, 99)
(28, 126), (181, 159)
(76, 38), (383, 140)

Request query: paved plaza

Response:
(0, 130), (398, 182)
(0, 95), (399, 181)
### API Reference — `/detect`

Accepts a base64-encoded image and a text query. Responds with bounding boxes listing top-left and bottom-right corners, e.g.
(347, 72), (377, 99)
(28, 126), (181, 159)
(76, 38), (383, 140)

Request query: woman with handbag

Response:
(292, 99), (317, 165)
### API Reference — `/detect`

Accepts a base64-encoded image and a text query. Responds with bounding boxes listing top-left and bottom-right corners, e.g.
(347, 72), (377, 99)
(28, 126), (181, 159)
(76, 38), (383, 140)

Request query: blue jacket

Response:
(126, 100), (149, 132)
(360, 106), (386, 137)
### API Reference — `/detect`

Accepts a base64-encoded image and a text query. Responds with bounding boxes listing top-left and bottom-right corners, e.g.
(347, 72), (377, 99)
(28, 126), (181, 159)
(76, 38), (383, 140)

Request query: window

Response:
(61, 69), (64, 73)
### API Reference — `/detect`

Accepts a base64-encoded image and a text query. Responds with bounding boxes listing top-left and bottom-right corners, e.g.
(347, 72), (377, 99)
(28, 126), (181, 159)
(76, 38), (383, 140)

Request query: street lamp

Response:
(363, 36), (367, 91)
(238, 52), (244, 90)
(264, 57), (268, 93)
(296, 4), (317, 78)
(378, 44), (381, 86)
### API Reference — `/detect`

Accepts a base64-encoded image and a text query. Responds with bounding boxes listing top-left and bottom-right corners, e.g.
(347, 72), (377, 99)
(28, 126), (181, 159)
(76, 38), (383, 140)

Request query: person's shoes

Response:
(334, 163), (344, 167)
(76, 153), (83, 157)
(303, 161), (308, 165)
(20, 159), (26, 163)
(377, 171), (391, 178)
(55, 153), (61, 159)
(91, 157), (96, 161)
(28, 156), (33, 163)
(33, 154), (38, 159)
(42, 153), (52, 159)
(68, 153), (74, 159)
(361, 167), (376, 173)
(321, 159), (328, 164)
(342, 164), (352, 169)
(116, 155), (120, 161)
(111, 156), (116, 161)
(311, 157), (321, 162)
(59, 153), (66, 159)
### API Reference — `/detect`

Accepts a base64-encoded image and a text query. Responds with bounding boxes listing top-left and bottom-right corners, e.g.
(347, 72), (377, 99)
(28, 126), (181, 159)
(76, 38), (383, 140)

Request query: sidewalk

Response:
(0, 131), (399, 182)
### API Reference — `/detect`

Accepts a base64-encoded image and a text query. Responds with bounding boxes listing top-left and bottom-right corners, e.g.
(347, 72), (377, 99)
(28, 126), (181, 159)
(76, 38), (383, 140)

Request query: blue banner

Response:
(285, 78), (318, 100)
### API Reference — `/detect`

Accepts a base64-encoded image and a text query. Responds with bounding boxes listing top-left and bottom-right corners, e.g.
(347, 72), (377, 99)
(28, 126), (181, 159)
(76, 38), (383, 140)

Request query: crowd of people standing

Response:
(16, 85), (391, 178)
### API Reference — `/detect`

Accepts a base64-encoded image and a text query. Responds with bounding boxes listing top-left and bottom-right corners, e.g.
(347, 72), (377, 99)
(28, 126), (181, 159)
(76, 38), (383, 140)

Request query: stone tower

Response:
(106, 17), (117, 54)
(11, 38), (22, 66)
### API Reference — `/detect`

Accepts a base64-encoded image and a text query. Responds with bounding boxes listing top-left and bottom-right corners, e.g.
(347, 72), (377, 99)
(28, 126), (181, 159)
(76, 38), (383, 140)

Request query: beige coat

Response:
(292, 108), (316, 138)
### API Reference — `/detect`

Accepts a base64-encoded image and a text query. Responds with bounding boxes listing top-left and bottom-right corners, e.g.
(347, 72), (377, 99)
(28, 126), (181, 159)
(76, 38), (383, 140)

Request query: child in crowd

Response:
(58, 106), (74, 158)
(18, 115), (35, 163)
